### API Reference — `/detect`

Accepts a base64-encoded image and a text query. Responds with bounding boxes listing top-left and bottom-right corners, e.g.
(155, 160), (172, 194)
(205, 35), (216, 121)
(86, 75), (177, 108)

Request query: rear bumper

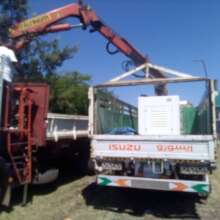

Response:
(97, 175), (210, 195)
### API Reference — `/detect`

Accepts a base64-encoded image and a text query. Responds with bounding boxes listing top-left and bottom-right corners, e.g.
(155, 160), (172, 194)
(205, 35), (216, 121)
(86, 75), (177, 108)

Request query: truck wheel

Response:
(75, 139), (90, 174)
(87, 159), (95, 176)
(198, 192), (209, 199)
(198, 183), (211, 199)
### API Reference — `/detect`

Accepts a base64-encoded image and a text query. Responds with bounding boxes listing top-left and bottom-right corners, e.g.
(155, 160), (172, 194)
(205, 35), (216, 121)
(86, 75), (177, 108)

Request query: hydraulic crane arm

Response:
(9, 1), (166, 90)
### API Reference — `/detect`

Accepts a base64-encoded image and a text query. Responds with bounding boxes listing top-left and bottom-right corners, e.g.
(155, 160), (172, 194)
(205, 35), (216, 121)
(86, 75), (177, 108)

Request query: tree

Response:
(16, 38), (78, 83)
(0, 0), (90, 114)
(48, 72), (90, 115)
(0, 0), (27, 40)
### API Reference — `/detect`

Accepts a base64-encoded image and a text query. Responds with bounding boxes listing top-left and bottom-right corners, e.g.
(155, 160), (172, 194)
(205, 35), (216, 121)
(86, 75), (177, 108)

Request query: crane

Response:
(9, 1), (167, 94)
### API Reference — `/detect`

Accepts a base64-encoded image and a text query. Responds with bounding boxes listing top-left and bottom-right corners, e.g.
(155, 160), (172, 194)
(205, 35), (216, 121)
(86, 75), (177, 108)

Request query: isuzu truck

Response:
(88, 64), (218, 197)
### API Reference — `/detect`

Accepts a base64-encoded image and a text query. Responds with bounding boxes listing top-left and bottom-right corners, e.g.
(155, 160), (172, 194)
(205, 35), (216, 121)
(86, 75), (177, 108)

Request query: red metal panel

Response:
(13, 83), (49, 147)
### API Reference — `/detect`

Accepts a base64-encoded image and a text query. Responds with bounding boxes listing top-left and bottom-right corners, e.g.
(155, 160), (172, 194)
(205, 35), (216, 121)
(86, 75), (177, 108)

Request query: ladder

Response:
(4, 85), (34, 185)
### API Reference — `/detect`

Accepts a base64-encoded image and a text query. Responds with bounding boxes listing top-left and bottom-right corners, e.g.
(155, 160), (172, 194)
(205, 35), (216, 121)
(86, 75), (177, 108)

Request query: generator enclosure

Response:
(138, 95), (180, 135)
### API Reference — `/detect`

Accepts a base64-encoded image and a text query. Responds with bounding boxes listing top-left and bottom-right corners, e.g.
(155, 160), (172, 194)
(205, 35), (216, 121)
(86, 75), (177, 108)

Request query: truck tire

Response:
(87, 159), (95, 176)
(75, 139), (90, 174)
(198, 184), (211, 200)
(198, 192), (209, 199)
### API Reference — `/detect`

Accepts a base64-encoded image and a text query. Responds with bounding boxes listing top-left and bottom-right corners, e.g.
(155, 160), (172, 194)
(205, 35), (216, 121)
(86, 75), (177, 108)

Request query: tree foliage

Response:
(16, 38), (78, 82)
(48, 72), (90, 115)
(0, 0), (90, 114)
(0, 0), (27, 40)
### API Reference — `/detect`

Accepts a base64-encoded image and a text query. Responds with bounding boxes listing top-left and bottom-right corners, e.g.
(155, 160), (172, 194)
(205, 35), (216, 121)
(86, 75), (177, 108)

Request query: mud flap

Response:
(1, 183), (11, 207)
(33, 169), (59, 185)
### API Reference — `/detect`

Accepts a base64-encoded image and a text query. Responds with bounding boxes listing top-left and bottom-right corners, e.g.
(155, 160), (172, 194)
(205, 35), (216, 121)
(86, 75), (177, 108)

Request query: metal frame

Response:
(96, 76), (207, 88)
(89, 63), (211, 137)
(89, 63), (217, 137)
(109, 62), (195, 83)
(95, 63), (206, 88)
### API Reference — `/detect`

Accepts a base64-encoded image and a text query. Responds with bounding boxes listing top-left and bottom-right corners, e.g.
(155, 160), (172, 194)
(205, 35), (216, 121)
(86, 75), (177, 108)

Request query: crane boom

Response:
(9, 1), (166, 86)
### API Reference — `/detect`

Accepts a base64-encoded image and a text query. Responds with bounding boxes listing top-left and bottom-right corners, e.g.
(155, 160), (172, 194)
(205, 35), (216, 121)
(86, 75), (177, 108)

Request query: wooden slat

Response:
(95, 77), (207, 88)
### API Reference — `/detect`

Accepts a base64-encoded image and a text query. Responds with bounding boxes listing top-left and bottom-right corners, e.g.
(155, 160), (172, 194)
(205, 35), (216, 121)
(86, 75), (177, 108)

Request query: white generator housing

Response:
(138, 95), (180, 135)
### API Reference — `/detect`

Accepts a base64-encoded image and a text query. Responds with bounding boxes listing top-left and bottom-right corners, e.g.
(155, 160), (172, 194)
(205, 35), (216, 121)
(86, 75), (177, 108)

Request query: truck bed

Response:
(91, 134), (216, 162)
(47, 113), (88, 141)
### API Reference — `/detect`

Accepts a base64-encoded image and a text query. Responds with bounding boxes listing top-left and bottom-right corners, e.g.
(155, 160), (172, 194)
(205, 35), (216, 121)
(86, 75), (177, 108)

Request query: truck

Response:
(0, 82), (89, 206)
(88, 63), (218, 197)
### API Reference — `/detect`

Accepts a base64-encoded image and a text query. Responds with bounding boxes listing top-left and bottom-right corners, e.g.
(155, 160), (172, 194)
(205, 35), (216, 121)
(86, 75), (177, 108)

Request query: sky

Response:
(28, 0), (220, 105)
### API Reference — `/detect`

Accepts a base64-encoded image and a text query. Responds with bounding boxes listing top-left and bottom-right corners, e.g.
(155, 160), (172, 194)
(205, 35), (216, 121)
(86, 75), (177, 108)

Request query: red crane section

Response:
(10, 1), (166, 82)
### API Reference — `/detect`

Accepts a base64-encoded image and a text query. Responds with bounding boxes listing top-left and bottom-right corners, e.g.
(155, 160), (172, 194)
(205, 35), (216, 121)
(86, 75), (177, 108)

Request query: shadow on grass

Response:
(0, 139), (91, 212)
(82, 182), (204, 219)
(0, 159), (87, 213)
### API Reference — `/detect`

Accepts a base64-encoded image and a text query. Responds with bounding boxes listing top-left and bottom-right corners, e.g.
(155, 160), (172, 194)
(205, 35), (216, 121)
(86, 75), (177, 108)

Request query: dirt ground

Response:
(0, 157), (219, 220)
